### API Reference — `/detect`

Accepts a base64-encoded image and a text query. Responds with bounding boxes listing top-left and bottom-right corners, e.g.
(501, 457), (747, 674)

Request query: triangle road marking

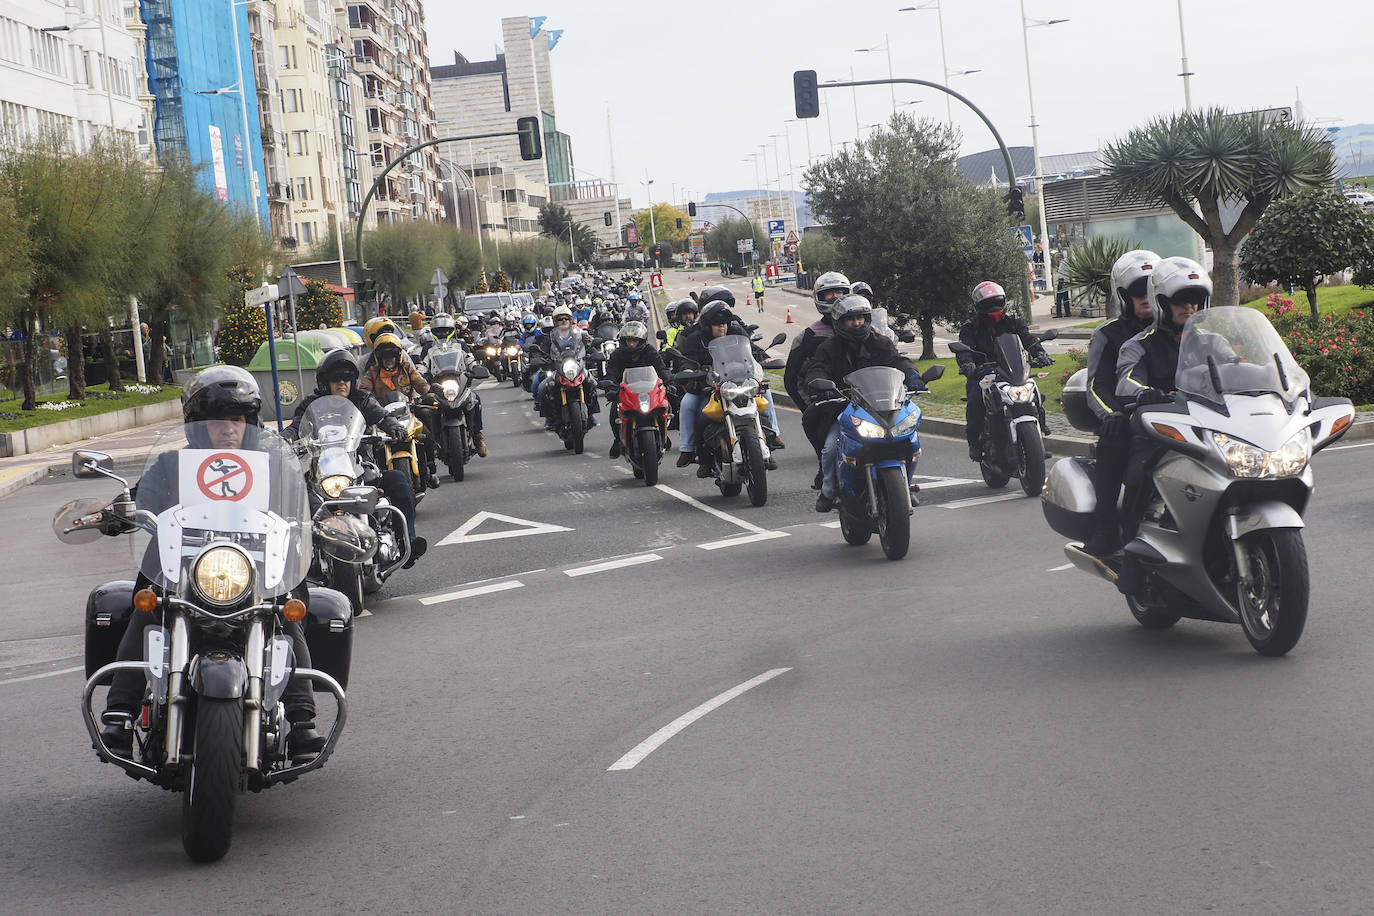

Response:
(437, 511), (574, 547)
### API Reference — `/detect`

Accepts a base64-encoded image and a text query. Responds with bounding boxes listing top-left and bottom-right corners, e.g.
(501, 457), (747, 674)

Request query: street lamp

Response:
(855, 35), (896, 115)
(898, 2), (954, 123)
(785, 117), (813, 165)
(1019, 0), (1069, 295)
(641, 171), (657, 250)
(1175, 0), (1194, 110)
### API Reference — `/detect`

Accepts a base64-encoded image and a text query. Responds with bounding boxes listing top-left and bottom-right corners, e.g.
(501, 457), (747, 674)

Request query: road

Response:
(4, 277), (1374, 913)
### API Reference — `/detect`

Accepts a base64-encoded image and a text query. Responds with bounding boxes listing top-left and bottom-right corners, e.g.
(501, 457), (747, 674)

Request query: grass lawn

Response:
(910, 355), (1075, 418)
(0, 382), (181, 433)
(1241, 284), (1374, 316)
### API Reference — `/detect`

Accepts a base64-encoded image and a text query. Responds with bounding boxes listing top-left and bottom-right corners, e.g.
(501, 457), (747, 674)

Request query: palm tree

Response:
(1062, 236), (1140, 310)
(1103, 107), (1333, 306)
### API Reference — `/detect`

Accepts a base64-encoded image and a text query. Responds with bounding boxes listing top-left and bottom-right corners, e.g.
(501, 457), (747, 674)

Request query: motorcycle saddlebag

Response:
(1059, 368), (1102, 435)
(85, 580), (137, 678)
(1040, 456), (1097, 541)
(305, 587), (354, 692)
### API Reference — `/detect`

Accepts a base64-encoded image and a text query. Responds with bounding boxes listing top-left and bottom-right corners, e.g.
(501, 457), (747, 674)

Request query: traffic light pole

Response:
(698, 201), (760, 273)
(809, 76), (1032, 313)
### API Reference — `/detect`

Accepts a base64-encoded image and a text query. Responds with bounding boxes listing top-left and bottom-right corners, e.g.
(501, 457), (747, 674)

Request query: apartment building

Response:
(245, 0), (292, 243)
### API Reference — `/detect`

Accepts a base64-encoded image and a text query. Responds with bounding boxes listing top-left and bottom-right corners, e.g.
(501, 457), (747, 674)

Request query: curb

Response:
(0, 466), (48, 500)
(0, 398), (182, 458)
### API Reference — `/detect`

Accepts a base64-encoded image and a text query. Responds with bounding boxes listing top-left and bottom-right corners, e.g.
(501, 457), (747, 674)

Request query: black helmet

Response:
(676, 298), (699, 320)
(700, 301), (733, 327)
(182, 365), (262, 425)
(700, 285), (735, 309)
(830, 295), (874, 342)
(315, 348), (361, 394)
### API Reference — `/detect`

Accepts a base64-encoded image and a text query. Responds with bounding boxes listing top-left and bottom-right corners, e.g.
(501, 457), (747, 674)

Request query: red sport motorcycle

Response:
(600, 366), (671, 486)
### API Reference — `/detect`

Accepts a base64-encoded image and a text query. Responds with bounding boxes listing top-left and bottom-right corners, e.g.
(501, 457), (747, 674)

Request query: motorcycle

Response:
(502, 330), (523, 387)
(599, 366), (672, 486)
(950, 328), (1058, 496)
(57, 428), (351, 862)
(421, 343), (490, 481)
(675, 333), (787, 506)
(1042, 307), (1354, 656)
(807, 363), (946, 560)
(536, 335), (597, 455)
(479, 327), (507, 382)
(374, 388), (429, 505)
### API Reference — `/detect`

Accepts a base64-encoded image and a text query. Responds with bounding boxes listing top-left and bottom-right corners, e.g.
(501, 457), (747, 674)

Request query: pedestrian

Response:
(1053, 252), (1071, 318)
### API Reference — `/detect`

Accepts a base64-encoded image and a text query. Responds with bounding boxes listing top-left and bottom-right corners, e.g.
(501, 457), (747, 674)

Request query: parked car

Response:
(1343, 190), (1374, 210)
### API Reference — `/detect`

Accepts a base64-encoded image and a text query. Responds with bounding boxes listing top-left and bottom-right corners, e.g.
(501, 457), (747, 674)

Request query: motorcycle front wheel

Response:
(875, 466), (911, 560)
(1236, 529), (1309, 657)
(181, 698), (243, 862)
(1017, 427), (1047, 496)
(446, 427), (466, 482)
(637, 427), (660, 487)
(567, 404), (585, 455)
(740, 426), (768, 506)
(329, 560), (365, 615)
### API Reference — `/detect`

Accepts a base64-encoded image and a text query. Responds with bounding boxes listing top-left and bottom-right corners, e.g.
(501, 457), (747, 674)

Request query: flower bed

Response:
(1266, 294), (1374, 404)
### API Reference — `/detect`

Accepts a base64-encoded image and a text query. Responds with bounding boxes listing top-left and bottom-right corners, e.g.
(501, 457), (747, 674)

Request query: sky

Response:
(425, 0), (1371, 210)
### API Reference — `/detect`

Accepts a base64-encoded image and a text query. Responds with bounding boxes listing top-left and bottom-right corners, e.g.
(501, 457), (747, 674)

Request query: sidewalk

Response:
(0, 415), (182, 498)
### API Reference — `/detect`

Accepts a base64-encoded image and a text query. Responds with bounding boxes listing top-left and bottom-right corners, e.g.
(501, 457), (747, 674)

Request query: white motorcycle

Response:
(1044, 307), (1354, 656)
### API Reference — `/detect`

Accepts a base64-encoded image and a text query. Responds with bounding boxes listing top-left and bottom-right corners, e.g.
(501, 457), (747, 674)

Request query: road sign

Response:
(245, 284), (278, 308)
(766, 263), (779, 279)
(195, 452), (254, 503)
(1237, 106), (1293, 124)
(277, 266), (307, 298)
(785, 230), (799, 244)
(736, 238), (754, 253)
(768, 219), (785, 240)
(649, 272), (663, 290)
(786, 242), (798, 256)
(1015, 224), (1034, 258)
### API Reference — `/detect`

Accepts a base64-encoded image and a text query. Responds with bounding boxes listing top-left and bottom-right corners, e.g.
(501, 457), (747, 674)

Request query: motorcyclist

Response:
(98, 367), (328, 759)
(784, 271), (849, 486)
(534, 305), (600, 430)
(956, 281), (1052, 462)
(803, 296), (923, 512)
(423, 312), (460, 359)
(1079, 250), (1160, 557)
(675, 298), (783, 476)
(517, 314), (541, 350)
(1113, 256), (1213, 593)
(603, 320), (670, 459)
(665, 298), (698, 357)
(360, 332), (460, 476)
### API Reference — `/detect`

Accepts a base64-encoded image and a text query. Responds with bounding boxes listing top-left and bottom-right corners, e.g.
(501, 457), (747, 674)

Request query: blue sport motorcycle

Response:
(809, 363), (945, 560)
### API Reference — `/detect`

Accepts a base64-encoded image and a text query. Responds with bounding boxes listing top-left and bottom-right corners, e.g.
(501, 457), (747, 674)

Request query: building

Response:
(0, 0), (155, 156)
(142, 0), (269, 222)
(344, 0), (441, 224)
(551, 178), (631, 251)
(244, 0), (292, 243)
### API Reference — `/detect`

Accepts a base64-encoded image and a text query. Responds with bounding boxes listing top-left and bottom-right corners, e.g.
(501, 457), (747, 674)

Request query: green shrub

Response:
(1266, 293), (1374, 403)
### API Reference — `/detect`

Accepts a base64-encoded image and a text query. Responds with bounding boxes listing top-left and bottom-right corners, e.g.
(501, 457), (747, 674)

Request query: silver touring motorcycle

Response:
(54, 423), (351, 861)
(1045, 307), (1355, 656)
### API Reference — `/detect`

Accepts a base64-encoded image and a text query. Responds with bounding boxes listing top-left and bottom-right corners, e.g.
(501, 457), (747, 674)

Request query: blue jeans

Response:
(377, 469), (417, 538)
(820, 422), (843, 499)
(680, 391), (707, 453)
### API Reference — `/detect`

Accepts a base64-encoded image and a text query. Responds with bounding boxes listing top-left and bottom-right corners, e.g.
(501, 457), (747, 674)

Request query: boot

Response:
(288, 720), (327, 760)
(473, 433), (488, 458)
(98, 709), (134, 755)
(968, 442), (983, 462)
(676, 451), (695, 468)
(609, 438), (621, 458)
(403, 535), (427, 569)
(815, 493), (835, 512)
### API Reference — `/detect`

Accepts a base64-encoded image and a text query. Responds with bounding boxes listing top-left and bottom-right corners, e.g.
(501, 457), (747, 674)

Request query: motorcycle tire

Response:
(638, 427), (660, 487)
(1017, 427), (1047, 496)
(569, 407), (585, 455)
(362, 560), (382, 595)
(839, 505), (873, 546)
(740, 427), (768, 506)
(511, 370), (521, 389)
(330, 561), (365, 616)
(875, 465), (912, 560)
(1126, 594), (1181, 630)
(1236, 528), (1309, 657)
(980, 459), (1011, 489)
(181, 698), (243, 863)
(446, 428), (466, 482)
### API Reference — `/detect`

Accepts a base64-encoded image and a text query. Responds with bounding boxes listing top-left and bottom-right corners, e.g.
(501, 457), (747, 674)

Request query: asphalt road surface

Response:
(4, 290), (1374, 913)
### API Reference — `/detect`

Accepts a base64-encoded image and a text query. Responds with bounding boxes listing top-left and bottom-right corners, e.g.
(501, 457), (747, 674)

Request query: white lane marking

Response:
(437, 511), (573, 546)
(911, 476), (980, 490)
(565, 553), (663, 577)
(607, 667), (793, 771)
(1325, 441), (1374, 452)
(357, 609), (373, 618)
(697, 530), (791, 550)
(818, 520), (842, 528)
(1048, 563), (1073, 572)
(938, 492), (1030, 510)
(610, 464), (633, 475)
(419, 579), (525, 607)
(0, 664), (84, 687)
(653, 483), (764, 533)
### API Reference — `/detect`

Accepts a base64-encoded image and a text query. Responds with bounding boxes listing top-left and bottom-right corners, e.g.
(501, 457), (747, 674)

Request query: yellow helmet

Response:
(372, 332), (405, 358)
(364, 317), (401, 350)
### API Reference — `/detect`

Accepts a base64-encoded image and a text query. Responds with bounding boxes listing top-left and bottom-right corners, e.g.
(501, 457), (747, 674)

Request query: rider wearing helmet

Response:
(1078, 251), (1160, 557)
(802, 296), (923, 512)
(99, 367), (330, 759)
(849, 280), (874, 302)
(603, 321), (670, 458)
(664, 297), (695, 349)
(956, 281), (1051, 463)
(532, 305), (599, 430)
(785, 271), (850, 482)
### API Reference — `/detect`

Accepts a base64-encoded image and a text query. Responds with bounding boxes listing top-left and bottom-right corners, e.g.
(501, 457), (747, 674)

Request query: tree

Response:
(797, 230), (840, 274)
(1239, 189), (1374, 317)
(296, 277), (344, 329)
(805, 113), (1025, 359)
(537, 202), (574, 239)
(705, 217), (767, 275)
(634, 203), (690, 254)
(365, 220), (453, 309)
(1103, 107), (1334, 306)
(215, 265), (268, 366)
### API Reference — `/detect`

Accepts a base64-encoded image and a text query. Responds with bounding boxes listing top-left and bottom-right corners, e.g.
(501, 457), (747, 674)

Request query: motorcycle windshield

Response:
(427, 347), (467, 377)
(844, 365), (907, 414)
(1176, 306), (1309, 403)
(550, 330), (585, 359)
(375, 388), (414, 422)
(708, 335), (758, 383)
(135, 423), (309, 599)
(623, 366), (659, 394)
(995, 335), (1030, 385)
(297, 395), (365, 455)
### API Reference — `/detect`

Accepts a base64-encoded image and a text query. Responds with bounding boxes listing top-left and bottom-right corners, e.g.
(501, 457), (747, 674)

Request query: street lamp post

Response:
(785, 117), (813, 166)
(856, 35), (896, 115)
(899, 2), (953, 123)
(1019, 0), (1068, 296)
(1175, 0), (1194, 110)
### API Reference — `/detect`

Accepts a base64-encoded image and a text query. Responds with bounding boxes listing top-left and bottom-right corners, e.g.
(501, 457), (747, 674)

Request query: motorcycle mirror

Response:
(762, 358), (786, 370)
(898, 330), (917, 343)
(662, 347), (682, 360)
(745, 324), (759, 333)
(656, 330), (667, 341)
(72, 450), (114, 479)
(809, 377), (837, 392)
(769, 332), (787, 347)
(468, 365), (492, 379)
(751, 333), (764, 342)
(53, 498), (106, 545)
(948, 342), (971, 354)
(921, 364), (947, 383)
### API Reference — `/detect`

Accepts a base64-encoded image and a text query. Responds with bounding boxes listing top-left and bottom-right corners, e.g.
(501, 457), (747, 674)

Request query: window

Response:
(289, 130), (307, 156)
(366, 108), (381, 131)
(135, 109), (150, 149)
(278, 44), (297, 69)
(297, 222), (314, 244)
(294, 177), (311, 201)
(29, 28), (66, 77)
(283, 88), (302, 112)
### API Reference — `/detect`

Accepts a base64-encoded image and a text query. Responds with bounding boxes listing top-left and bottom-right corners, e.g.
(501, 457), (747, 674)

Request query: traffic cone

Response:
(785, 306), (793, 324)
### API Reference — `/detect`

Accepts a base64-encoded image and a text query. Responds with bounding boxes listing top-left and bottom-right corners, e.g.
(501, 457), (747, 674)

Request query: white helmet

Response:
(1109, 249), (1160, 320)
(1145, 256), (1212, 331)
(812, 271), (851, 315)
(552, 304), (573, 319)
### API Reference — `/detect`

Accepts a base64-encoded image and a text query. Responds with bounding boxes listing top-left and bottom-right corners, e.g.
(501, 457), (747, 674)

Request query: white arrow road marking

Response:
(910, 475), (980, 490)
(938, 492), (1031, 510)
(437, 511), (573, 546)
(564, 553), (663, 577)
(697, 530), (790, 550)
(607, 667), (793, 771)
(419, 579), (525, 607)
(1048, 563), (1073, 572)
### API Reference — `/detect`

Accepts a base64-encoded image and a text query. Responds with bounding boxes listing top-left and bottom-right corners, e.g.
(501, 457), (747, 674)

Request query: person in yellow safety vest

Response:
(664, 297), (694, 348)
(752, 275), (766, 311)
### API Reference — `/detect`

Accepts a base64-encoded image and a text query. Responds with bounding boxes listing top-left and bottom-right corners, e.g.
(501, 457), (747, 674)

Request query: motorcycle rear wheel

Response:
(1236, 529), (1309, 657)
(446, 428), (466, 482)
(740, 427), (768, 506)
(181, 698), (243, 862)
(839, 505), (873, 545)
(637, 427), (660, 487)
(980, 459), (1010, 489)
(875, 466), (912, 560)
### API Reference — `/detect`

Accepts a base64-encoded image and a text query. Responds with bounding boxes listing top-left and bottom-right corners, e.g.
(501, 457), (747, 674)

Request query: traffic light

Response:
(516, 116), (543, 160)
(687, 202), (697, 217)
(603, 211), (612, 226)
(355, 274), (376, 303)
(1005, 187), (1025, 221)
(675, 218), (683, 230)
(793, 70), (820, 119)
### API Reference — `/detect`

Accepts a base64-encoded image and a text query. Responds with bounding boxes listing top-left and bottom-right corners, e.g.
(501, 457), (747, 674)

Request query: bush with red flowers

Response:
(1265, 293), (1374, 404)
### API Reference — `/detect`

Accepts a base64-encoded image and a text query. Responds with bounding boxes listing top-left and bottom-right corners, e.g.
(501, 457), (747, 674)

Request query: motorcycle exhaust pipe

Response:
(1063, 544), (1119, 584)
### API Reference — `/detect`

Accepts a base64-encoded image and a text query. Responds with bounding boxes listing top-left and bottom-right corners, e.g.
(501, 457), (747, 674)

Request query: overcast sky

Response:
(426, 0), (1369, 210)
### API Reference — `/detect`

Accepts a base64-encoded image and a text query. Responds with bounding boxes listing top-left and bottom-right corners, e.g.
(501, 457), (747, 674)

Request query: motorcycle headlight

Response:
(506, 346), (520, 356)
(1211, 430), (1311, 478)
(851, 415), (886, 439)
(485, 346), (497, 356)
(638, 395), (652, 413)
(1007, 383), (1035, 403)
(441, 379), (460, 400)
(320, 474), (352, 498)
(192, 546), (253, 606)
(561, 358), (580, 378)
(720, 381), (758, 406)
(892, 411), (920, 436)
